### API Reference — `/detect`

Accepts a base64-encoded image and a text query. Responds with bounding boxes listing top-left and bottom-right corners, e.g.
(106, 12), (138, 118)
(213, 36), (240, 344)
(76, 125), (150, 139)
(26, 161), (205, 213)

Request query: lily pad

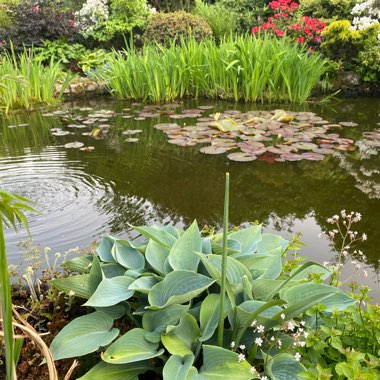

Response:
(79, 146), (95, 151)
(125, 138), (139, 143)
(301, 152), (325, 161)
(122, 130), (143, 135)
(200, 146), (227, 155)
(52, 131), (71, 136)
(227, 152), (257, 162)
(339, 121), (358, 127)
(64, 142), (84, 149)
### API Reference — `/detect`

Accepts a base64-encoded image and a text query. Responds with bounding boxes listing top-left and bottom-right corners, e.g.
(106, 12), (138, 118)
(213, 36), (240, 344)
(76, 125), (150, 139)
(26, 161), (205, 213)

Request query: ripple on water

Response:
(0, 146), (114, 263)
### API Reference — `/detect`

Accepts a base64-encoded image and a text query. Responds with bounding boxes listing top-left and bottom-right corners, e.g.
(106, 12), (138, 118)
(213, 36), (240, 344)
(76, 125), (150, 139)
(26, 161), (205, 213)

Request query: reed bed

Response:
(96, 35), (331, 104)
(0, 48), (71, 113)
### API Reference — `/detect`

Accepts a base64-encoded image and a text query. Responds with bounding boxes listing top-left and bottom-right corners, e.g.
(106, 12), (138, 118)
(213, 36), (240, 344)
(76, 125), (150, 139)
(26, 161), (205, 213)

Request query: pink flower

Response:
(296, 36), (305, 43)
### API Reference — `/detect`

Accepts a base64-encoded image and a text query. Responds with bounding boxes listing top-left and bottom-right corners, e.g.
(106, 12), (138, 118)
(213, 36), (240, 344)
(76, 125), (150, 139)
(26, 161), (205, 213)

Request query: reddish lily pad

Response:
(227, 152), (257, 161)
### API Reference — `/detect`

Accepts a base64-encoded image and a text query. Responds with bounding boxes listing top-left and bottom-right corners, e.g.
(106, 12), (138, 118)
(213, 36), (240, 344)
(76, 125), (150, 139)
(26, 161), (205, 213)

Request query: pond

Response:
(0, 97), (379, 300)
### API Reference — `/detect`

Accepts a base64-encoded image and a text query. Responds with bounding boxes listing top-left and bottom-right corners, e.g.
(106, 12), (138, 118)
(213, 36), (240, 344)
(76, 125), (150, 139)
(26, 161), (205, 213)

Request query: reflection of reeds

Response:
(95, 35), (330, 104)
(0, 47), (71, 113)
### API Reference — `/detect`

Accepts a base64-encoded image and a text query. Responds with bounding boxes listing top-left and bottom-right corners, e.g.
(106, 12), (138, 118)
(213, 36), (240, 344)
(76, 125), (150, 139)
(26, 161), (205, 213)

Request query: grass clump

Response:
(0, 48), (71, 113)
(95, 35), (331, 104)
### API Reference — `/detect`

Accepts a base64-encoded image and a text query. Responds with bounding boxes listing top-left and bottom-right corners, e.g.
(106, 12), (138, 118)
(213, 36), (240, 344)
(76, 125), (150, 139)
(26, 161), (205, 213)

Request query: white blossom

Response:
(256, 325), (265, 333)
(238, 353), (246, 362)
(255, 337), (263, 346)
(294, 352), (302, 361)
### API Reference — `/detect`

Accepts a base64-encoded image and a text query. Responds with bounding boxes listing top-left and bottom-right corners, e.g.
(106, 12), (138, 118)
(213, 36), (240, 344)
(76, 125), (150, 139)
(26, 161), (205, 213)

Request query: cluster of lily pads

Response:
(40, 103), (363, 162)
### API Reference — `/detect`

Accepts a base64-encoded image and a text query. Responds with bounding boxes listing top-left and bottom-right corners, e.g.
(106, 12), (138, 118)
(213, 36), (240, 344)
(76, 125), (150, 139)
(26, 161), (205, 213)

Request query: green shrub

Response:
(148, 0), (196, 12)
(193, 0), (238, 43)
(143, 10), (212, 45)
(299, 0), (356, 22)
(0, 0), (19, 29)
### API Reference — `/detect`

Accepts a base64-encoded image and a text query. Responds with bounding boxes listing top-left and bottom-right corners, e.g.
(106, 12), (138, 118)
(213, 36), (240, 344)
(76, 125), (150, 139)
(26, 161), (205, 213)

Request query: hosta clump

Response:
(51, 221), (356, 379)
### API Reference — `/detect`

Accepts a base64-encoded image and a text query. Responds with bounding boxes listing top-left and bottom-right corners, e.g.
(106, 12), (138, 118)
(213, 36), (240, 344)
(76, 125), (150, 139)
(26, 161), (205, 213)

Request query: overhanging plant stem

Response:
(217, 172), (230, 347)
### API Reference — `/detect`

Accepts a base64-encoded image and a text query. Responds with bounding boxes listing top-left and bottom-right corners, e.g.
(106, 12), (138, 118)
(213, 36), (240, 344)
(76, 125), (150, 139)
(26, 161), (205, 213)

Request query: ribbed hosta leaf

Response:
(133, 225), (177, 248)
(112, 242), (145, 270)
(143, 304), (189, 343)
(229, 225), (262, 255)
(145, 239), (170, 275)
(266, 353), (306, 380)
(53, 274), (91, 299)
(50, 311), (119, 361)
(102, 328), (164, 364)
(97, 235), (116, 262)
(129, 276), (160, 294)
(79, 361), (154, 380)
(84, 276), (135, 307)
(168, 220), (202, 271)
(148, 270), (215, 310)
(163, 354), (195, 380)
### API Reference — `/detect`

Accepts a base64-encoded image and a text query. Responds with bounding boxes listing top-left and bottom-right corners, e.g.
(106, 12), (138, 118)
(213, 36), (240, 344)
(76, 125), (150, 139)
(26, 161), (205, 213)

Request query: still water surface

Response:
(0, 98), (379, 299)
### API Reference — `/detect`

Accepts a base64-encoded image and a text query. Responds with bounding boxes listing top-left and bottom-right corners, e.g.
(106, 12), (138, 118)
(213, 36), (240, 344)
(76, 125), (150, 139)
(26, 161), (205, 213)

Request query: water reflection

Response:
(0, 98), (379, 298)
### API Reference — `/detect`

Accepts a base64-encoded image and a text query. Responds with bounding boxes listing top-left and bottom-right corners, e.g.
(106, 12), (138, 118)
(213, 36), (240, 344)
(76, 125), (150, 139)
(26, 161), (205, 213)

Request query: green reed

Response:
(95, 35), (331, 104)
(0, 47), (71, 113)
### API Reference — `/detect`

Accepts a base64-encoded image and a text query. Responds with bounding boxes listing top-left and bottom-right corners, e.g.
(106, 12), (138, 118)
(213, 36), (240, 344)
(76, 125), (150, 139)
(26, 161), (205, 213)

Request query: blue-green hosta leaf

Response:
(168, 220), (202, 271)
(97, 235), (116, 262)
(162, 313), (200, 356)
(266, 353), (306, 380)
(95, 303), (129, 319)
(256, 233), (288, 253)
(62, 255), (93, 273)
(202, 237), (212, 254)
(90, 255), (102, 295)
(163, 225), (183, 239)
(163, 354), (195, 380)
(52, 274), (91, 299)
(199, 293), (231, 342)
(50, 311), (119, 361)
(78, 361), (154, 380)
(133, 225), (177, 248)
(129, 276), (160, 294)
(193, 345), (254, 379)
(145, 239), (170, 275)
(112, 242), (145, 270)
(148, 270), (215, 310)
(252, 279), (296, 301)
(84, 276), (135, 307)
(280, 283), (356, 312)
(102, 328), (164, 364)
(229, 225), (262, 256)
(211, 239), (241, 256)
(249, 248), (282, 280)
(142, 304), (189, 343)
(101, 262), (127, 278)
(197, 254), (252, 290)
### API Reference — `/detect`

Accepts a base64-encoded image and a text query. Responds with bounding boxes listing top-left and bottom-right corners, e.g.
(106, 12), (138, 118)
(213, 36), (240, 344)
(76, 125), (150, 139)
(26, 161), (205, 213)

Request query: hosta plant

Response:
(50, 181), (357, 379)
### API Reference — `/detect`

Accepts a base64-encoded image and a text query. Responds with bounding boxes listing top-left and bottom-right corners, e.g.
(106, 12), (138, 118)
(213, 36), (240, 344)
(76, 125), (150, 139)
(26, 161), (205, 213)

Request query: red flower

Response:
(251, 27), (260, 34)
(32, 4), (39, 13)
(69, 19), (75, 27)
(296, 36), (305, 43)
(274, 28), (285, 36)
(268, 17), (274, 22)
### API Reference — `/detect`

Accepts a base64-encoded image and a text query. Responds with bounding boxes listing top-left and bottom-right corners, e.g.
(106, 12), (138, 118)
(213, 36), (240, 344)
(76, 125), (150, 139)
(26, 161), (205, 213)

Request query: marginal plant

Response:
(94, 35), (331, 103)
(50, 174), (357, 379)
(0, 190), (36, 380)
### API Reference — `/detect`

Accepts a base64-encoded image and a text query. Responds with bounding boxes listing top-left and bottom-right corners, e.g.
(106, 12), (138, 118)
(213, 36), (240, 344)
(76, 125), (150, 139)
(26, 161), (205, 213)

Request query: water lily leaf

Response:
(339, 121), (358, 127)
(84, 276), (135, 307)
(280, 153), (303, 161)
(78, 361), (154, 380)
(50, 311), (119, 361)
(293, 142), (318, 151)
(52, 131), (71, 136)
(200, 146), (227, 155)
(64, 141), (84, 149)
(227, 152), (256, 162)
(102, 328), (164, 364)
(301, 152), (325, 161)
(148, 270), (215, 310)
(266, 353), (306, 380)
(122, 130), (143, 135)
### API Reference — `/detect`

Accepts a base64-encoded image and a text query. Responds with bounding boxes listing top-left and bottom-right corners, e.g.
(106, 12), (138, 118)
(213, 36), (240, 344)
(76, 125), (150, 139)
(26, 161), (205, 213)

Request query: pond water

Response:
(0, 97), (379, 300)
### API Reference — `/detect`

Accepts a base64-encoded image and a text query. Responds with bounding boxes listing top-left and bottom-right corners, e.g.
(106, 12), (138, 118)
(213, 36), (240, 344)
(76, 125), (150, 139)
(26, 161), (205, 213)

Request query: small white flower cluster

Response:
(350, 0), (380, 31)
(74, 0), (109, 38)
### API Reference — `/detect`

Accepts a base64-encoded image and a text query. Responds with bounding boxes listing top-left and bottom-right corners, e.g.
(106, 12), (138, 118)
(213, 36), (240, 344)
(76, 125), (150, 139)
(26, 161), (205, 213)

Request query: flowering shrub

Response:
(251, 0), (326, 48)
(350, 0), (380, 30)
(299, 0), (357, 22)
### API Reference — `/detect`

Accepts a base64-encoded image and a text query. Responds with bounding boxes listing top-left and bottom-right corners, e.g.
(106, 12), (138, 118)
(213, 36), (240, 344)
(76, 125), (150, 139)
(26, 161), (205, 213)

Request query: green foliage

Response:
(299, 286), (380, 379)
(0, 47), (72, 113)
(148, 0), (195, 12)
(193, 0), (238, 43)
(50, 211), (357, 379)
(98, 0), (150, 42)
(217, 0), (271, 33)
(78, 49), (110, 74)
(299, 0), (357, 22)
(35, 40), (87, 65)
(0, 0), (19, 29)
(0, 190), (35, 380)
(143, 10), (212, 46)
(94, 35), (331, 104)
(321, 20), (380, 86)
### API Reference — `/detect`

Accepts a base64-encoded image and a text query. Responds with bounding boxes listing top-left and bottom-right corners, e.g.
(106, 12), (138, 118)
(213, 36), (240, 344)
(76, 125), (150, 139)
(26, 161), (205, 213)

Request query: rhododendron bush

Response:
(251, 0), (326, 48)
